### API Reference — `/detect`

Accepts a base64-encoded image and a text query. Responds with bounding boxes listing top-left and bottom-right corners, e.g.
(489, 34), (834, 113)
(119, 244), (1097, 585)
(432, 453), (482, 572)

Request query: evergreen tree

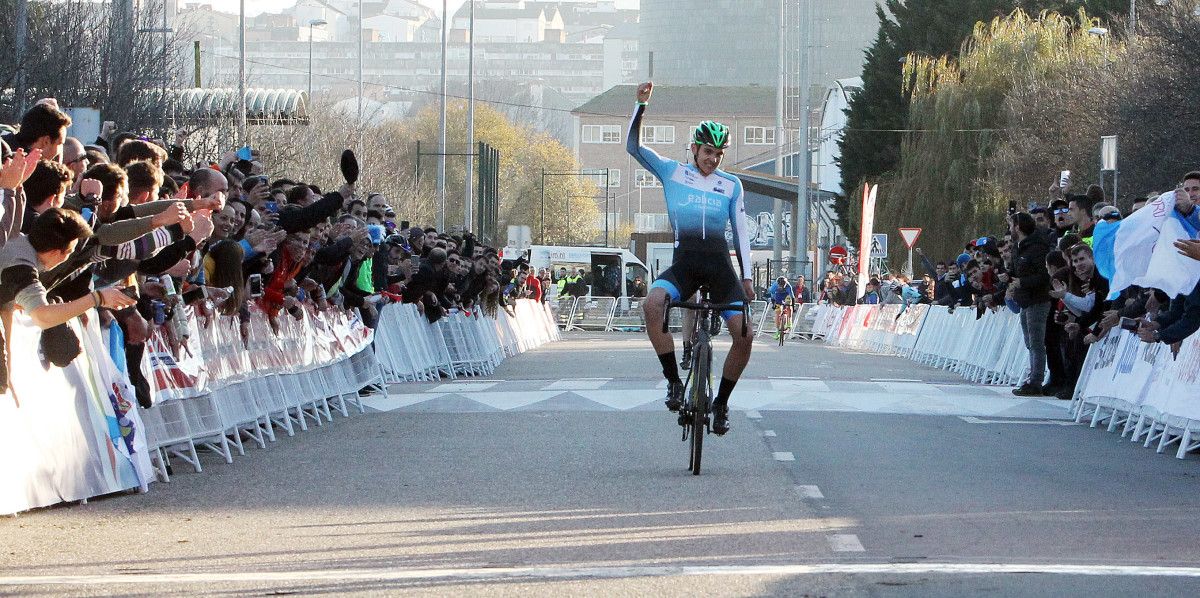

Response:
(835, 0), (1127, 241)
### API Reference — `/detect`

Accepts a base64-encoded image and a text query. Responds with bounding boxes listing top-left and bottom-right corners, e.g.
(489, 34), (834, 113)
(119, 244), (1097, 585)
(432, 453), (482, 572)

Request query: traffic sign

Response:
(829, 245), (849, 265)
(898, 228), (922, 249)
(870, 234), (888, 259)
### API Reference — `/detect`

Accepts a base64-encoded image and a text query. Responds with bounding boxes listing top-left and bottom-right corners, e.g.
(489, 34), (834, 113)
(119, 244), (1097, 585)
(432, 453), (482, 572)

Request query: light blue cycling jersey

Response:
(768, 282), (795, 305)
(626, 103), (752, 280)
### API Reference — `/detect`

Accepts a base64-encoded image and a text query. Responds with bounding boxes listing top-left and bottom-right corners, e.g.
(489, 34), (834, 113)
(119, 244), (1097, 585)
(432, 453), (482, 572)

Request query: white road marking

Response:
(827, 534), (866, 552)
(871, 378), (923, 383)
(761, 430), (777, 437)
(773, 452), (795, 461)
(769, 376), (820, 380)
(426, 381), (502, 393)
(745, 410), (762, 419)
(959, 416), (1080, 426)
(8, 563), (1200, 585)
(545, 378), (611, 390)
(795, 485), (824, 499)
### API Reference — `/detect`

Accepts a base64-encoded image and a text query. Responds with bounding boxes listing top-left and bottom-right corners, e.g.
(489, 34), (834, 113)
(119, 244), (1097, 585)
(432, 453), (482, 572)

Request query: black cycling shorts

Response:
(649, 250), (746, 314)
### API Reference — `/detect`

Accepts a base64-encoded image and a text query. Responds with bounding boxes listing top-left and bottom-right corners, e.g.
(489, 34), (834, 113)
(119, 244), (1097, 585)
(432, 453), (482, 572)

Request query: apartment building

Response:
(572, 84), (779, 234)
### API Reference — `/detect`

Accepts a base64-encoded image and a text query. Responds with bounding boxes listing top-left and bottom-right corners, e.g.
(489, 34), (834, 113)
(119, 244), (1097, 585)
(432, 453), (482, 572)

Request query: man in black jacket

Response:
(1008, 212), (1053, 396)
(403, 248), (451, 322)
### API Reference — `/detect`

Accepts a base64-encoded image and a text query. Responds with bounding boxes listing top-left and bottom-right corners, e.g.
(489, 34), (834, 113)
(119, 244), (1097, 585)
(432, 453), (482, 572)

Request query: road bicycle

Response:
(664, 287), (748, 475)
(774, 302), (794, 346)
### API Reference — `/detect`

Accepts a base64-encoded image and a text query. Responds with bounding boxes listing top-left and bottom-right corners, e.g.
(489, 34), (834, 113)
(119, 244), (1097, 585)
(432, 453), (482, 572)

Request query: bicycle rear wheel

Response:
(689, 337), (711, 475)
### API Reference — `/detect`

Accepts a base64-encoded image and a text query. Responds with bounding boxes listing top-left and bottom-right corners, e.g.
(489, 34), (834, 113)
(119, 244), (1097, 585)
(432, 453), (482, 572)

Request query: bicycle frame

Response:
(662, 289), (748, 475)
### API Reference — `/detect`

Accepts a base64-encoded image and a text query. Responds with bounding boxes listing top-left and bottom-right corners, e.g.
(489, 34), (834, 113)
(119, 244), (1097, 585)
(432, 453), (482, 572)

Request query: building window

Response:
(586, 170), (621, 188)
(744, 126), (775, 145)
(641, 125), (675, 144)
(635, 169), (661, 188)
(582, 124), (621, 144)
(635, 213), (670, 232)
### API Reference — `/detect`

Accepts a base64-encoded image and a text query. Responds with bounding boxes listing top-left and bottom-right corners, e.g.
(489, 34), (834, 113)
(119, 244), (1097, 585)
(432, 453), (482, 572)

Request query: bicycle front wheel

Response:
(689, 337), (711, 475)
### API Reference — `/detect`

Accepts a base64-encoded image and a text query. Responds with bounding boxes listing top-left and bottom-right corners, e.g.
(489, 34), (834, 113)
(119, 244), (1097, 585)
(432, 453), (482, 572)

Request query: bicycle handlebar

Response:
(661, 297), (749, 337)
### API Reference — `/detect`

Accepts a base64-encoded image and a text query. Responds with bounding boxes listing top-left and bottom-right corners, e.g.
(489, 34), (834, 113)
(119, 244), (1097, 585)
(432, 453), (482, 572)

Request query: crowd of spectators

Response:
(906, 174), (1200, 400)
(0, 99), (516, 406)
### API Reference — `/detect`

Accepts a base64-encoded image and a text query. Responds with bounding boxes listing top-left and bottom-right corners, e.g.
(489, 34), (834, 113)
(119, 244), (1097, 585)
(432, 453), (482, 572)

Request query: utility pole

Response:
(794, 0), (814, 279)
(357, 0), (364, 156)
(437, 0), (449, 231)
(772, 0), (786, 271)
(238, 0), (247, 144)
(465, 0), (476, 232)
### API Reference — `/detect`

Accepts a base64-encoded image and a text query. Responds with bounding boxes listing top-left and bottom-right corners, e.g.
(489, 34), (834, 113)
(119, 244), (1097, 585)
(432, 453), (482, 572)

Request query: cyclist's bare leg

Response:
(711, 312), (753, 434)
(644, 287), (684, 410)
(643, 287), (674, 356)
(722, 313), (754, 383)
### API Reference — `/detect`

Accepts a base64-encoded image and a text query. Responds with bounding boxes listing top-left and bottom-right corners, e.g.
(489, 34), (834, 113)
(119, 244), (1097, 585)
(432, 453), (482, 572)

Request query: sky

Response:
(204, 0), (639, 18)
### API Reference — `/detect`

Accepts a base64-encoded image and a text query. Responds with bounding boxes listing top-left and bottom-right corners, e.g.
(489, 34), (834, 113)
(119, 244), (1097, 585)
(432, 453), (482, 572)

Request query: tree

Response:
(836, 0), (1128, 243)
(883, 10), (1110, 263)
(997, 0), (1200, 209)
(252, 101), (600, 245)
(0, 1), (190, 133)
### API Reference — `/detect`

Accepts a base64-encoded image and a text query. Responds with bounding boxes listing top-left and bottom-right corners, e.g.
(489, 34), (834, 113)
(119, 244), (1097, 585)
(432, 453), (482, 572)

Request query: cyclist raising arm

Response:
(631, 81), (755, 436)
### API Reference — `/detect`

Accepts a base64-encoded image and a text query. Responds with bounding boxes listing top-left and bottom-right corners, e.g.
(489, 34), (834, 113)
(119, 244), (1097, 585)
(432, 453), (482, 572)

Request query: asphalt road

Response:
(2, 332), (1198, 596)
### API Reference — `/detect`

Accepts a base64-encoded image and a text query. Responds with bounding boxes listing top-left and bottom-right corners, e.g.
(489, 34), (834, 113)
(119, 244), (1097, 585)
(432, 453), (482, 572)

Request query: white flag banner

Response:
(1108, 191), (1200, 298)
(857, 184), (878, 297)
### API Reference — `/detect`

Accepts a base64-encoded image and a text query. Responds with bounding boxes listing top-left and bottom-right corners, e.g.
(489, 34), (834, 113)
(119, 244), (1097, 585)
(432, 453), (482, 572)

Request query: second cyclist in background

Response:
(768, 276), (796, 340)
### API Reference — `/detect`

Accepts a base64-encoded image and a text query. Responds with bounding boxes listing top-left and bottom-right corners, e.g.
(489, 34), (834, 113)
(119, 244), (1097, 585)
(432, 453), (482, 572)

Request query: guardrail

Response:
(814, 302), (1200, 460)
(1, 299), (560, 516)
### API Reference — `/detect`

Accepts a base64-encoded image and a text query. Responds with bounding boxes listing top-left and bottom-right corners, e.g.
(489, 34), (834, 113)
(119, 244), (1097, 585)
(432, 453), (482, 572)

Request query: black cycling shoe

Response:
(680, 343), (693, 370)
(665, 381), (684, 412)
(711, 405), (730, 435)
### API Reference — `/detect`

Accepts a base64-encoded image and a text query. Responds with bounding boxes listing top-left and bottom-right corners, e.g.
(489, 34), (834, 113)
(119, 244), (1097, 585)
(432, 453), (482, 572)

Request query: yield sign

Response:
(899, 228), (922, 249)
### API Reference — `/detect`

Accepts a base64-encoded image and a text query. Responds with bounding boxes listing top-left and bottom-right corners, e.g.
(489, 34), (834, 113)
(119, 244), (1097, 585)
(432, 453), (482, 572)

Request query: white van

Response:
(526, 245), (649, 299)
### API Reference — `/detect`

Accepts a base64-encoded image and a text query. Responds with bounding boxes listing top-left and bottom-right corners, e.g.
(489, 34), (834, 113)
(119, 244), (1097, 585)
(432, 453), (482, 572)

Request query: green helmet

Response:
(692, 120), (730, 149)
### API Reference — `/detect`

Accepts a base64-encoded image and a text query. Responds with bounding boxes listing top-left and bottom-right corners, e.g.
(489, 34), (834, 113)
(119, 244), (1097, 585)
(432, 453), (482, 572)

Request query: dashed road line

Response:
(773, 452), (795, 462)
(795, 485), (824, 499)
(958, 416), (1080, 426)
(827, 534), (866, 552)
(745, 410), (762, 419)
(761, 430), (777, 437)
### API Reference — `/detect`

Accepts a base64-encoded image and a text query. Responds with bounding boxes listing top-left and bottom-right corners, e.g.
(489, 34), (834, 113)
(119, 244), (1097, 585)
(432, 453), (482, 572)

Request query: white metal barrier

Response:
(1070, 329), (1200, 459)
(372, 299), (559, 383)
(572, 297), (618, 331)
(819, 301), (1200, 459)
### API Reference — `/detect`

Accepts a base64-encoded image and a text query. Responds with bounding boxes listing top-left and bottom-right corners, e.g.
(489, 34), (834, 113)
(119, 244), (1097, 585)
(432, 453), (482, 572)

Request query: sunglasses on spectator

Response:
(65, 156), (89, 167)
(1053, 208), (1070, 215)
(1102, 212), (1121, 221)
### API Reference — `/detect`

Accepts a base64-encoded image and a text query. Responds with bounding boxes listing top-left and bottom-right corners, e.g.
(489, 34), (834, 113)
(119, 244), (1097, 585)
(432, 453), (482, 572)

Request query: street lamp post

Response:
(307, 19), (327, 103)
(238, 0), (246, 145)
(465, 0), (476, 233)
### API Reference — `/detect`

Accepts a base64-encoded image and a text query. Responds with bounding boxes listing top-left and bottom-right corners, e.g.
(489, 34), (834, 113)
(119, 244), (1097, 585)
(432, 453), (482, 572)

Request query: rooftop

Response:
(573, 84), (777, 118)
